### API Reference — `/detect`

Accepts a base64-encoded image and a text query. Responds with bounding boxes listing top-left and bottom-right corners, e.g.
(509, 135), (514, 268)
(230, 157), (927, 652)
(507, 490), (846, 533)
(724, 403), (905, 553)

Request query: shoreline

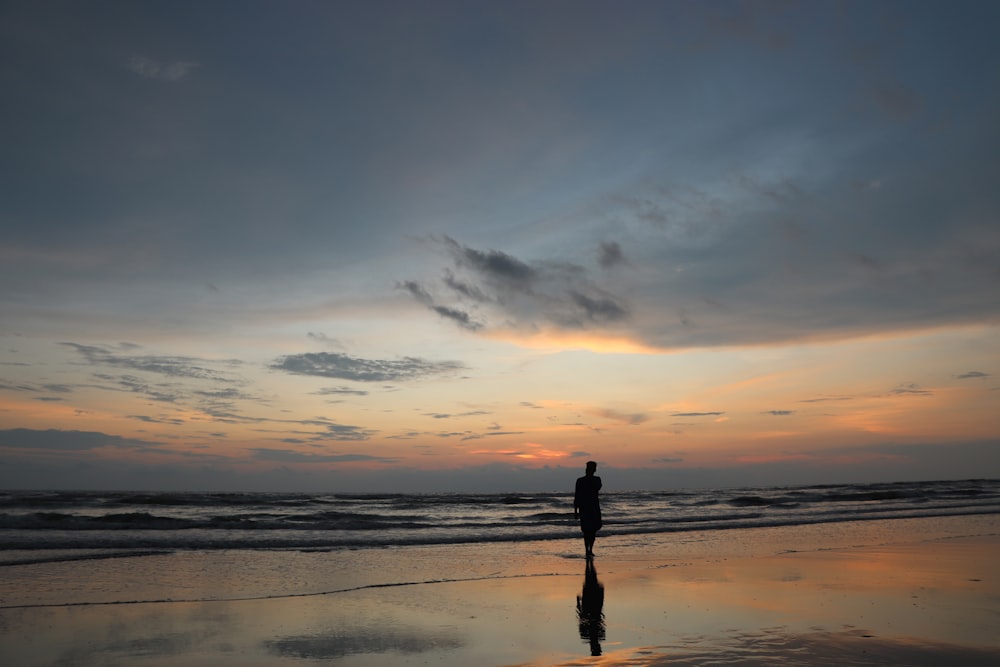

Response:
(1, 515), (998, 666)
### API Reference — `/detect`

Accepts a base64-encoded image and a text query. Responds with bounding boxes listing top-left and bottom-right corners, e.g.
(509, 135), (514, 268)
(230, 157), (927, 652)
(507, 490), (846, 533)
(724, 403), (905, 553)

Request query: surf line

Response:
(0, 550), (174, 568)
(0, 571), (575, 610)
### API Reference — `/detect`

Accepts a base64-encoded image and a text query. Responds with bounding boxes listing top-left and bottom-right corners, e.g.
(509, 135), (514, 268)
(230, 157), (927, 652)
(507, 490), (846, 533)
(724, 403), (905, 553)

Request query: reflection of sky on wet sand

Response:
(2, 531), (998, 666)
(550, 628), (1000, 667)
(600, 538), (999, 655)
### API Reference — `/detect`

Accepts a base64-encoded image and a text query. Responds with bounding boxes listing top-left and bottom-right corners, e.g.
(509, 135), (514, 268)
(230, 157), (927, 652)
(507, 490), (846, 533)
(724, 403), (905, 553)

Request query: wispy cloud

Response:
(313, 422), (376, 442)
(593, 408), (649, 426)
(0, 380), (74, 395)
(271, 352), (465, 383)
(92, 373), (183, 403)
(250, 448), (397, 463)
(888, 383), (933, 397)
(401, 236), (630, 335)
(127, 55), (200, 81)
(127, 414), (185, 426)
(421, 410), (490, 420)
(398, 280), (484, 331)
(598, 241), (627, 269)
(799, 396), (854, 404)
(262, 417), (377, 442)
(312, 387), (370, 396)
(459, 429), (523, 441)
(671, 411), (725, 418)
(63, 343), (240, 383)
(957, 371), (990, 380)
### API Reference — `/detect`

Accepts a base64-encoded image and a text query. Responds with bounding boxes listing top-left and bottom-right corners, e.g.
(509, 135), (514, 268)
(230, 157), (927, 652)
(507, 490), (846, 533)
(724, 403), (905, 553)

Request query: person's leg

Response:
(583, 531), (596, 557)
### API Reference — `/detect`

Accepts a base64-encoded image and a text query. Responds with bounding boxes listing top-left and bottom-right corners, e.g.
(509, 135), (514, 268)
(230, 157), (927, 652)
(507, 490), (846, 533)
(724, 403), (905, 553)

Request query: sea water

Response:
(2, 479), (998, 561)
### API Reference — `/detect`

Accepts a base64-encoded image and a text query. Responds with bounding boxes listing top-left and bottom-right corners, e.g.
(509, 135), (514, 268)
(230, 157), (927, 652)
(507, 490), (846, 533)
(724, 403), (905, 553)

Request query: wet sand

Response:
(1, 515), (998, 666)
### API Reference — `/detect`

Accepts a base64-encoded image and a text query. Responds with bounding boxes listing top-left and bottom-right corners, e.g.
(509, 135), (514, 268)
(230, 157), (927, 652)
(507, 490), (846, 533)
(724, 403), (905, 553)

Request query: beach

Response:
(2, 514), (998, 666)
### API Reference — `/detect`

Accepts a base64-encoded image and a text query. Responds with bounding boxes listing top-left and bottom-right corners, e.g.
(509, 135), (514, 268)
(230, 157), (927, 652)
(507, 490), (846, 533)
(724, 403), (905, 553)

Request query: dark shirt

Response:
(574, 475), (602, 532)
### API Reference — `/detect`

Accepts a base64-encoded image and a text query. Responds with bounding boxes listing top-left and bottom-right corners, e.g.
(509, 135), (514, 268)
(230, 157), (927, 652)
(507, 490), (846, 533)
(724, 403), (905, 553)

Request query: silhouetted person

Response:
(574, 460), (602, 558)
(576, 559), (606, 656)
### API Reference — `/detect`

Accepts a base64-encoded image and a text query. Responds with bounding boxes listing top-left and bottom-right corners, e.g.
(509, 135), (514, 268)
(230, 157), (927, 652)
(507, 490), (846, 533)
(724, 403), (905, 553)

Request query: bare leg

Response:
(583, 531), (596, 558)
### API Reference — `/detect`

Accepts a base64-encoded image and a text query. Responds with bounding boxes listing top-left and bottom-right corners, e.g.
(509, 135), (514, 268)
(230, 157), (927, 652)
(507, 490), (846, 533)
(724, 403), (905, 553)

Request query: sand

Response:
(2, 514), (998, 666)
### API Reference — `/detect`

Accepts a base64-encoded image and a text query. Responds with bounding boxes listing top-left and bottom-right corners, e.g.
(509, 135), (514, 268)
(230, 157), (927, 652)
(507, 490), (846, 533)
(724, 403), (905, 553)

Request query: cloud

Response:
(306, 332), (343, 347)
(92, 373), (183, 403)
(888, 383), (933, 396)
(799, 395), (854, 404)
(671, 411), (725, 417)
(316, 422), (376, 441)
(398, 280), (483, 331)
(568, 290), (628, 322)
(445, 236), (538, 290)
(250, 448), (396, 463)
(460, 430), (524, 441)
(127, 55), (200, 81)
(399, 280), (434, 305)
(402, 236), (630, 335)
(0, 380), (74, 395)
(957, 371), (990, 380)
(432, 304), (483, 331)
(312, 387), (370, 396)
(442, 270), (492, 302)
(0, 428), (157, 451)
(127, 415), (186, 426)
(267, 418), (377, 442)
(399, 94), (1000, 351)
(422, 410), (489, 420)
(598, 241), (626, 269)
(763, 410), (795, 416)
(63, 343), (240, 383)
(593, 408), (649, 426)
(271, 352), (465, 383)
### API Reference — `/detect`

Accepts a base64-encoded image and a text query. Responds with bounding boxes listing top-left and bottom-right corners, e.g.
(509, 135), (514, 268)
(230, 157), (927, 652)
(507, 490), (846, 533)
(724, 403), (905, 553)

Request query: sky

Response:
(1, 0), (998, 492)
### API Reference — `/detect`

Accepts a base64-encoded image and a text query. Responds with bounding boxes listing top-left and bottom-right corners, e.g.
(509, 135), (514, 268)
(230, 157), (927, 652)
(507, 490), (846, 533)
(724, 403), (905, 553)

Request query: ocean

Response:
(3, 478), (998, 564)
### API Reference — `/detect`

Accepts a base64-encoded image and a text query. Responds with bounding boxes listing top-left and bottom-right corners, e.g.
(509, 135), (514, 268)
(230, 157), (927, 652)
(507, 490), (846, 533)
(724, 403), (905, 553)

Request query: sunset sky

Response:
(1, 1), (998, 492)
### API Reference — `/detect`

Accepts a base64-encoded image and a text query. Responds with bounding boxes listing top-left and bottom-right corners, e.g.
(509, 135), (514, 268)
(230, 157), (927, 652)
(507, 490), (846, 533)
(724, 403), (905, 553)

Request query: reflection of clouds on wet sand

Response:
(549, 627), (1000, 666)
(2, 604), (240, 666)
(5, 599), (467, 666)
(265, 624), (464, 659)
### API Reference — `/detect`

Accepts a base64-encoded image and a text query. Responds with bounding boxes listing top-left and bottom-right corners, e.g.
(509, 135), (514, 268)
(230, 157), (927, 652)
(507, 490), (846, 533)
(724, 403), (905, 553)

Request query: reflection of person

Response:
(573, 461), (602, 558)
(576, 559), (606, 656)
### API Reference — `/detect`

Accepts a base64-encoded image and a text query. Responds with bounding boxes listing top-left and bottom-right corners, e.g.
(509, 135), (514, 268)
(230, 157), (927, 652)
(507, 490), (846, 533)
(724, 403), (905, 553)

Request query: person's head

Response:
(586, 460), (597, 475)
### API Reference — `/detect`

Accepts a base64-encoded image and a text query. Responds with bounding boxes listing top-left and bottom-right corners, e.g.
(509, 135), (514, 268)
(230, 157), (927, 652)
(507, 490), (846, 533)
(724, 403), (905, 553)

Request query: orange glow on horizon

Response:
(482, 327), (664, 354)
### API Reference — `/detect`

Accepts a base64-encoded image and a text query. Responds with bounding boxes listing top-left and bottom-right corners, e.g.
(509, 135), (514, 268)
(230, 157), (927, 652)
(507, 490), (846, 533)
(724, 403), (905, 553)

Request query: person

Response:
(573, 460), (602, 558)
